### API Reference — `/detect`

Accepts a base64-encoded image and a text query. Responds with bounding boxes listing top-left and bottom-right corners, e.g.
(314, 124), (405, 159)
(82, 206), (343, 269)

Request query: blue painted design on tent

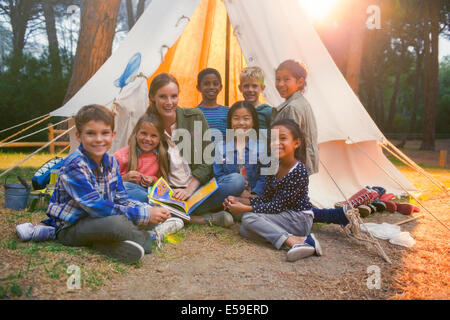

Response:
(114, 53), (142, 88)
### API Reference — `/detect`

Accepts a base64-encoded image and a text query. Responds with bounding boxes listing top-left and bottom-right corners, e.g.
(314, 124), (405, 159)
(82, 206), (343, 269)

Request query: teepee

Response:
(49, 0), (416, 208)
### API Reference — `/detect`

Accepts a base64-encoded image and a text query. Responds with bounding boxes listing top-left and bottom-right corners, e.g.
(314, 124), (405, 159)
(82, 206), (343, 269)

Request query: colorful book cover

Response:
(148, 177), (218, 217)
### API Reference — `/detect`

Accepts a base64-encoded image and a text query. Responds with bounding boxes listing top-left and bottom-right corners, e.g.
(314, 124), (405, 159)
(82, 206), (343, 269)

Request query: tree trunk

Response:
(376, 83), (385, 130)
(8, 0), (37, 71)
(344, 1), (368, 97)
(126, 0), (135, 30)
(63, 0), (122, 104)
(420, 1), (439, 150)
(42, 0), (62, 78)
(408, 49), (423, 138)
(386, 42), (406, 133)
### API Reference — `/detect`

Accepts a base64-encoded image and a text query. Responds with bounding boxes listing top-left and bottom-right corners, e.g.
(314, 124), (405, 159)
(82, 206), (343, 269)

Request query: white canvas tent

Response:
(50, 0), (416, 208)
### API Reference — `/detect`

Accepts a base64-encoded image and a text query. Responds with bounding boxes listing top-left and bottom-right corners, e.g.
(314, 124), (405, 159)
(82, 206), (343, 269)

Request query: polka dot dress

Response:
(250, 162), (312, 214)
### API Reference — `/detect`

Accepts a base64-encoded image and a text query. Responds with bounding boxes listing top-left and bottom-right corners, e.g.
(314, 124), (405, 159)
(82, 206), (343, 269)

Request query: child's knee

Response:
(227, 173), (245, 193)
(241, 212), (257, 226)
(104, 215), (132, 231)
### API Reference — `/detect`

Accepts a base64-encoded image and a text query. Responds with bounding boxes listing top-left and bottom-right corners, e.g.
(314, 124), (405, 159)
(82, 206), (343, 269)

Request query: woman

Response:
(146, 73), (244, 227)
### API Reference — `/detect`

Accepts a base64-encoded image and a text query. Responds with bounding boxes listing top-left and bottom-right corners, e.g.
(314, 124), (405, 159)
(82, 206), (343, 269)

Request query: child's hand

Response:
(148, 207), (171, 224)
(124, 171), (141, 183)
(140, 175), (155, 188)
(227, 201), (252, 215)
(172, 188), (192, 201)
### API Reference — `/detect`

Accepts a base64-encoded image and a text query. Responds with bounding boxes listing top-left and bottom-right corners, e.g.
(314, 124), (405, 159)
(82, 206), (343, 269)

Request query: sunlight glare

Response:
(298, 0), (339, 21)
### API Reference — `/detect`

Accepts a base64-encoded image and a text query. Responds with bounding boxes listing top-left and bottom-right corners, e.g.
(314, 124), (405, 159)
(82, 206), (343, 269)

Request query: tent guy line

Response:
(348, 137), (450, 233)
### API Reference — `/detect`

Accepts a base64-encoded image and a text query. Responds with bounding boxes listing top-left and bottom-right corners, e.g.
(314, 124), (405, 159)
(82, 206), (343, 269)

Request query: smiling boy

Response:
(238, 66), (273, 131)
(45, 104), (174, 263)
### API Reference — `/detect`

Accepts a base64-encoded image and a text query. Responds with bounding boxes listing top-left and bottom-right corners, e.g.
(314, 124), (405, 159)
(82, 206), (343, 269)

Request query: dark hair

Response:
(276, 59), (308, 93)
(146, 73), (179, 114)
(227, 100), (259, 133)
(271, 118), (306, 162)
(197, 68), (222, 87)
(75, 104), (115, 132)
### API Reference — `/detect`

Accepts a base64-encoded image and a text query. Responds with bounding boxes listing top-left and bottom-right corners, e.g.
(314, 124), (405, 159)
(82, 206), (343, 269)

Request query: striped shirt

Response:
(196, 105), (229, 140)
(45, 145), (153, 232)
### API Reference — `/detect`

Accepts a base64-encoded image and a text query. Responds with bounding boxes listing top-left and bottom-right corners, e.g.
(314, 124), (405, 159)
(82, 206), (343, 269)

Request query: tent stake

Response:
(395, 214), (425, 226)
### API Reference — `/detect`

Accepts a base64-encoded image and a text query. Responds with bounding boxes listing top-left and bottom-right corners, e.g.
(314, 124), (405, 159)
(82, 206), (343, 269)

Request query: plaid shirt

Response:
(45, 145), (153, 232)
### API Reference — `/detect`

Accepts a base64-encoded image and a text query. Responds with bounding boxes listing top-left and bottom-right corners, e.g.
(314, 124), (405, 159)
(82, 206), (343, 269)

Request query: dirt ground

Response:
(1, 142), (448, 300)
(65, 171), (450, 299)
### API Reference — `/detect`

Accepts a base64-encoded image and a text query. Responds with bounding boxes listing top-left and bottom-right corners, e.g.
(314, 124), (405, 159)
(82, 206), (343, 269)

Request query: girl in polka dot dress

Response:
(223, 119), (321, 262)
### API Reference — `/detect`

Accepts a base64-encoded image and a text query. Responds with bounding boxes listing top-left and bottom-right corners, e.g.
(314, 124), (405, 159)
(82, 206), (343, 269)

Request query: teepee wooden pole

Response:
(224, 13), (231, 107)
(382, 139), (448, 194)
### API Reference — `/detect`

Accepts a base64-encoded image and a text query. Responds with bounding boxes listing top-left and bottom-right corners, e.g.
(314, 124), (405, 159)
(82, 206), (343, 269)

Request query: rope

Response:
(382, 139), (448, 195)
(0, 117), (70, 148)
(348, 137), (450, 232)
(0, 115), (51, 145)
(0, 114), (50, 134)
(55, 144), (70, 157)
(0, 126), (75, 179)
(319, 159), (392, 263)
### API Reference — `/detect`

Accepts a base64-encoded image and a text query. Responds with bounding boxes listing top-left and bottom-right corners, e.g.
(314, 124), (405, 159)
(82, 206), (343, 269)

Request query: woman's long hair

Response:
(127, 113), (169, 182)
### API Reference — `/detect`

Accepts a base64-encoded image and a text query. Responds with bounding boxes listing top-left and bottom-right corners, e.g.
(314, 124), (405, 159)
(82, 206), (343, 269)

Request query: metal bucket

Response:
(4, 177), (31, 210)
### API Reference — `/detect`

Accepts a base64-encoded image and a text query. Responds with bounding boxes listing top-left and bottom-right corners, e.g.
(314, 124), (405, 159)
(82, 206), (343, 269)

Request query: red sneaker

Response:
(396, 203), (416, 215)
(380, 193), (395, 202)
(336, 188), (380, 208)
(381, 200), (397, 213)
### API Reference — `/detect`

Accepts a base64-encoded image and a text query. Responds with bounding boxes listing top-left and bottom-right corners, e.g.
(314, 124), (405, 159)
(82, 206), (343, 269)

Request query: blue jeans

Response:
(123, 182), (149, 203)
(191, 173), (245, 215)
(312, 207), (348, 226)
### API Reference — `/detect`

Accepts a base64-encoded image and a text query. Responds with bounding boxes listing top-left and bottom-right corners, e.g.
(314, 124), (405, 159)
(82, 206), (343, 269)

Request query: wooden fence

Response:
(0, 123), (69, 154)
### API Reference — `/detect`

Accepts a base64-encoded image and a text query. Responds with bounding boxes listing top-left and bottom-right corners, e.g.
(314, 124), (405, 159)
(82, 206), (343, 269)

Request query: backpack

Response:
(31, 157), (65, 190)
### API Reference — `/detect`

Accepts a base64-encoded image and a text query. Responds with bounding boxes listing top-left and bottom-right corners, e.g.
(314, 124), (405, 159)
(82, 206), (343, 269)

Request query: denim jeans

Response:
(123, 182), (149, 203)
(191, 173), (245, 215)
(312, 207), (348, 226)
(239, 210), (314, 249)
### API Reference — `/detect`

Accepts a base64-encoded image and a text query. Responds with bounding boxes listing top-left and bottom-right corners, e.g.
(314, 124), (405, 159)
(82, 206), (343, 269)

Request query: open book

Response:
(148, 177), (218, 221)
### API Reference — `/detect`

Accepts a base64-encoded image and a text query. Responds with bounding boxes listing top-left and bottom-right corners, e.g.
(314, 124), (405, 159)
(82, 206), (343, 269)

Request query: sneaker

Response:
(381, 200), (397, 213)
(396, 203), (417, 215)
(372, 201), (387, 212)
(16, 223), (35, 242)
(286, 243), (315, 262)
(367, 203), (377, 214)
(31, 225), (56, 242)
(335, 188), (380, 208)
(152, 217), (184, 249)
(203, 211), (234, 228)
(369, 186), (386, 197)
(357, 205), (371, 218)
(305, 233), (323, 256)
(93, 240), (144, 264)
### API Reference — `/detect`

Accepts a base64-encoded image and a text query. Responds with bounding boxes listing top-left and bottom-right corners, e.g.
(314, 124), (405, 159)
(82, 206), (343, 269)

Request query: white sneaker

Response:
(152, 217), (184, 249)
(286, 243), (315, 262)
(16, 223), (35, 242)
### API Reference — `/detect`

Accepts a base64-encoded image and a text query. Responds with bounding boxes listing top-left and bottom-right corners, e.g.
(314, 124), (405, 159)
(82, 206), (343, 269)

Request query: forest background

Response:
(0, 0), (449, 151)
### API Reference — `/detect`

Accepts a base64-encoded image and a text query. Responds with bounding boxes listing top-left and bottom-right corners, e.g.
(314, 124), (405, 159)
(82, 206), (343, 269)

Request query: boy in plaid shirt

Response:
(45, 104), (174, 263)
